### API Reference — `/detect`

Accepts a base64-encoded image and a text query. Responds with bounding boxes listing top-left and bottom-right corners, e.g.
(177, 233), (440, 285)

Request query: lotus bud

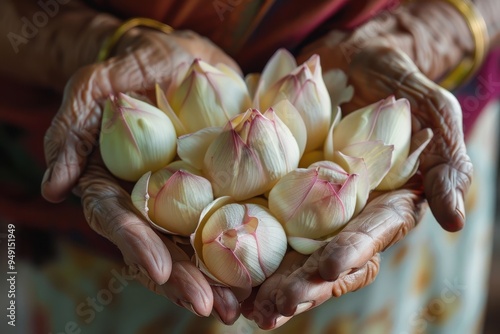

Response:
(131, 161), (214, 236)
(100, 93), (177, 181)
(156, 59), (252, 135)
(269, 161), (367, 254)
(255, 49), (331, 152)
(178, 108), (300, 200)
(191, 197), (287, 297)
(325, 96), (432, 190)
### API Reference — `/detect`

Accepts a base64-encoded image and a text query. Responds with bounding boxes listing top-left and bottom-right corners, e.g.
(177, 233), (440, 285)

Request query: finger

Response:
(79, 153), (172, 285)
(413, 87), (472, 231)
(347, 46), (472, 231)
(240, 287), (259, 319)
(133, 260), (213, 317)
(211, 286), (240, 325)
(250, 253), (380, 330)
(160, 236), (214, 317)
(319, 188), (424, 281)
(246, 252), (308, 330)
(276, 254), (381, 317)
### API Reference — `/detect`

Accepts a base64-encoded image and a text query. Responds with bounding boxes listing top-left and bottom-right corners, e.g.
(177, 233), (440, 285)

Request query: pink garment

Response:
(457, 48), (500, 138)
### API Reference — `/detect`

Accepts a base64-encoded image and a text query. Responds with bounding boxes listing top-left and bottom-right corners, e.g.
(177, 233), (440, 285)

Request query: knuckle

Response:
(81, 182), (122, 237)
(331, 278), (348, 297)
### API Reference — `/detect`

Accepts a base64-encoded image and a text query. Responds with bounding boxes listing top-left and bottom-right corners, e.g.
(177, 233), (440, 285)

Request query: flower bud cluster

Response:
(99, 49), (431, 295)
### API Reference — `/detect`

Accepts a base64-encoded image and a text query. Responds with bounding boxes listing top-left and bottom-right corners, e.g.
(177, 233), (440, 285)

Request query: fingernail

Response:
(293, 301), (313, 315)
(455, 208), (465, 221)
(180, 300), (202, 317)
(456, 196), (465, 221)
(275, 315), (289, 328)
(42, 168), (52, 185)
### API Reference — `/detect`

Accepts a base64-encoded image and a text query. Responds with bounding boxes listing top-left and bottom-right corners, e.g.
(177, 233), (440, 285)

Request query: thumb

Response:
(346, 46), (472, 231)
(418, 87), (472, 231)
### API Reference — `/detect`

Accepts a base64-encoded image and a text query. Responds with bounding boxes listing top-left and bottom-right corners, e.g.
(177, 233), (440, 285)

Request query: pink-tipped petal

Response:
(339, 140), (394, 190)
(377, 128), (433, 190)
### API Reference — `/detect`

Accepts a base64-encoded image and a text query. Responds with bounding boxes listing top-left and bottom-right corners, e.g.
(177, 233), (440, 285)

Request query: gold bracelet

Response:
(97, 18), (174, 62)
(434, 0), (489, 90)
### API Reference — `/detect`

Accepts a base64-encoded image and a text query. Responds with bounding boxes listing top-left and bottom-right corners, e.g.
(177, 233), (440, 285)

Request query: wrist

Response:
(356, 0), (490, 84)
(301, 1), (476, 81)
(392, 1), (476, 81)
(97, 18), (174, 62)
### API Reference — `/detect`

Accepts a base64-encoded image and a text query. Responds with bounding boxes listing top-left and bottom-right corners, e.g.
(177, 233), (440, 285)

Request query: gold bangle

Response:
(434, 0), (489, 90)
(97, 18), (174, 62)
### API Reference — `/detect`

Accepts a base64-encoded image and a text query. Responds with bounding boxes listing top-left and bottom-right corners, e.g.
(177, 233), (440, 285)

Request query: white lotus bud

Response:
(255, 49), (331, 152)
(131, 161), (214, 236)
(156, 59), (252, 135)
(177, 108), (300, 200)
(269, 161), (367, 254)
(191, 197), (287, 296)
(100, 93), (177, 181)
(325, 96), (432, 190)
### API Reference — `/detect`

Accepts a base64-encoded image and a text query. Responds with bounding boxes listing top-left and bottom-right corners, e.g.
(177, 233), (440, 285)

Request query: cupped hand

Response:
(342, 46), (472, 233)
(42, 29), (239, 203)
(243, 44), (472, 329)
(41, 29), (241, 323)
(79, 152), (240, 323)
(242, 182), (425, 329)
(299, 44), (472, 233)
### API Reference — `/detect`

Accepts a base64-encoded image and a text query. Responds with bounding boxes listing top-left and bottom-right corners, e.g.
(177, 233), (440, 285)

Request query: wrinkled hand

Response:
(41, 29), (240, 323)
(243, 182), (425, 329)
(242, 45), (472, 329)
(78, 152), (240, 323)
(343, 46), (472, 232)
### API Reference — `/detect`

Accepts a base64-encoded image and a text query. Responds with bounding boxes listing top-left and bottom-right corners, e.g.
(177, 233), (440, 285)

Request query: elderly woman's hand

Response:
(243, 182), (424, 329)
(41, 28), (241, 324)
(242, 39), (473, 329)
